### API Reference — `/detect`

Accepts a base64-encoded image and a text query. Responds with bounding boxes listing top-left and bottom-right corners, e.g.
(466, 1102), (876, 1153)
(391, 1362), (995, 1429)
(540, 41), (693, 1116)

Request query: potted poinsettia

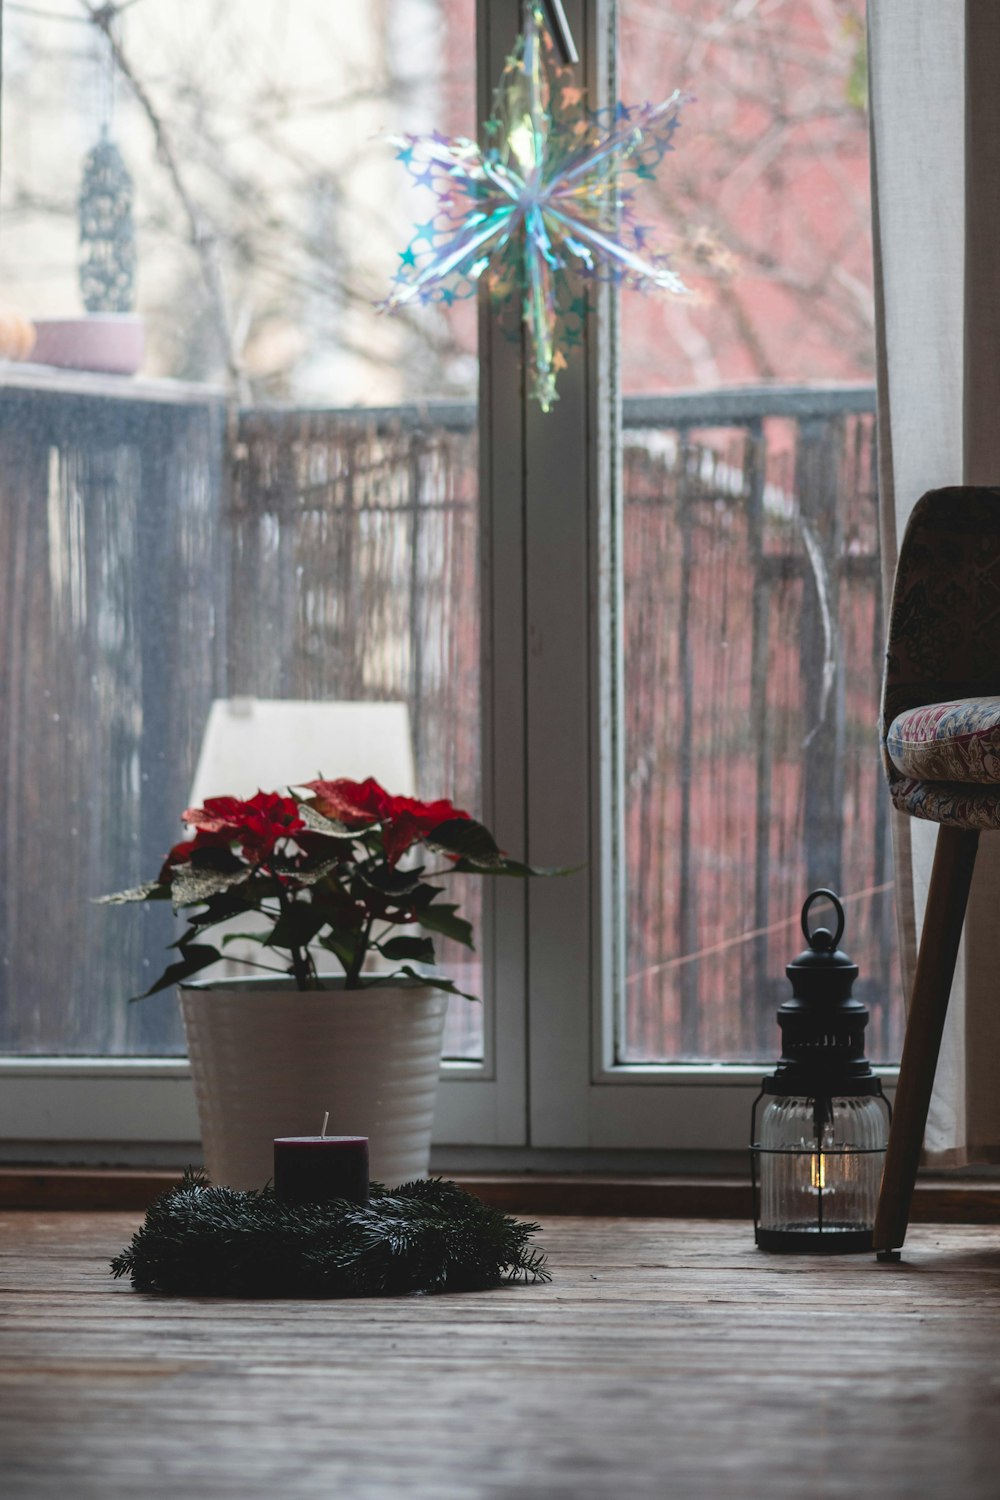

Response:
(102, 777), (548, 1188)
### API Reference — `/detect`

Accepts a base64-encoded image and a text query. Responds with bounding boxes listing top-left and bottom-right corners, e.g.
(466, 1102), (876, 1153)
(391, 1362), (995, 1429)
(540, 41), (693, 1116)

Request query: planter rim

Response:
(32, 313), (144, 326)
(179, 974), (441, 996)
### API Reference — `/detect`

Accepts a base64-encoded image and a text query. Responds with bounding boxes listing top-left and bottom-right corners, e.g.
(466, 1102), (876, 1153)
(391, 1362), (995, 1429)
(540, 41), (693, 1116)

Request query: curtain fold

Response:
(869, 0), (1000, 1165)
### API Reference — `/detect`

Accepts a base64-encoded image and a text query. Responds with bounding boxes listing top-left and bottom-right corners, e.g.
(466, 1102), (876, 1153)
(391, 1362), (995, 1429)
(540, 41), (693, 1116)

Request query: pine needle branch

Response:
(111, 1171), (550, 1297)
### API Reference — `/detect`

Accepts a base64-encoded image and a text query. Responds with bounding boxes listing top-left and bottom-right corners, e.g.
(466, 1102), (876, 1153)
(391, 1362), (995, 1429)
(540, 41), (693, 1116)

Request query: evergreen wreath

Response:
(111, 1171), (550, 1297)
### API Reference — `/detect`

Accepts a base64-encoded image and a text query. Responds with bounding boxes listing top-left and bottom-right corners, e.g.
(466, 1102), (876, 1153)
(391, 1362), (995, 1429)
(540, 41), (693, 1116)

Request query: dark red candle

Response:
(273, 1134), (369, 1207)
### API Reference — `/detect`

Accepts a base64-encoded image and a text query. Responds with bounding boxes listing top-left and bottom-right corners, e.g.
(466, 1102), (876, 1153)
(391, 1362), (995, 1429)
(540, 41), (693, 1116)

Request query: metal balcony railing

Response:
(0, 370), (896, 1060)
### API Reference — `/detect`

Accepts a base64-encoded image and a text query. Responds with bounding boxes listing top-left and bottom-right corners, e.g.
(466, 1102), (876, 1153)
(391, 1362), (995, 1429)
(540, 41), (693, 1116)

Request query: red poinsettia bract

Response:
(103, 771), (551, 1000)
(305, 777), (469, 865)
(176, 791), (305, 865)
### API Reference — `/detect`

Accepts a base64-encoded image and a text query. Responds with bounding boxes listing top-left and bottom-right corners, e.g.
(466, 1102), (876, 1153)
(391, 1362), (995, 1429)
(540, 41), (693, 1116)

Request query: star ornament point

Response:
(382, 3), (691, 411)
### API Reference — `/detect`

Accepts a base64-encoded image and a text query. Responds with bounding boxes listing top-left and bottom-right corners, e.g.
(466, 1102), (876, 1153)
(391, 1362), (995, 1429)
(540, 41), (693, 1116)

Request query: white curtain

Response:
(869, 0), (1000, 1164)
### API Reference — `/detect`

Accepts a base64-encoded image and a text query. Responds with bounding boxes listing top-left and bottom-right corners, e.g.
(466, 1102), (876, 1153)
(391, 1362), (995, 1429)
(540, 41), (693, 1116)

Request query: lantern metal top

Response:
(763, 888), (881, 1096)
(785, 888), (859, 999)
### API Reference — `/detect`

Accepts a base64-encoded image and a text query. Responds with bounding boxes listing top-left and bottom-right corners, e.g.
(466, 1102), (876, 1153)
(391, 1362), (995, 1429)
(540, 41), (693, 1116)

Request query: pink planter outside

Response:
(30, 314), (144, 376)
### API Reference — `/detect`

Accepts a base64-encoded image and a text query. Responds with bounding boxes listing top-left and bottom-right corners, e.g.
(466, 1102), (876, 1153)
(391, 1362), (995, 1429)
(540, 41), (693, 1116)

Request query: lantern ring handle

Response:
(800, 888), (845, 952)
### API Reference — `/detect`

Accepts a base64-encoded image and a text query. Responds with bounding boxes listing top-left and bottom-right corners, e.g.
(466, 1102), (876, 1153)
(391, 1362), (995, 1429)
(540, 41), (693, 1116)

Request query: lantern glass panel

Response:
(756, 1094), (889, 1237)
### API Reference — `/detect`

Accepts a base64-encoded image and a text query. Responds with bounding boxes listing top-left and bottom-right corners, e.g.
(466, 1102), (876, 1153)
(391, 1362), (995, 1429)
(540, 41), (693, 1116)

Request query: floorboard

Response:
(2, 1213), (999, 1499)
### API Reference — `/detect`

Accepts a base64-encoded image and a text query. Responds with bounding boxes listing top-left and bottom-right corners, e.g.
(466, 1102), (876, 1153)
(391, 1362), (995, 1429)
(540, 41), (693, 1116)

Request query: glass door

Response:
(0, 0), (525, 1157)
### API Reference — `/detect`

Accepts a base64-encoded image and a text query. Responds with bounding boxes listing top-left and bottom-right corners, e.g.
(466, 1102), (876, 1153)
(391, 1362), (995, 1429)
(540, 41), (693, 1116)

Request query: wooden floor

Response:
(3, 1214), (1000, 1499)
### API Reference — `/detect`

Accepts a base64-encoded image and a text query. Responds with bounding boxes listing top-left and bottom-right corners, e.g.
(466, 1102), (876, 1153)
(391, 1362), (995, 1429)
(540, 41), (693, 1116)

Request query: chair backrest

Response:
(883, 487), (1000, 786)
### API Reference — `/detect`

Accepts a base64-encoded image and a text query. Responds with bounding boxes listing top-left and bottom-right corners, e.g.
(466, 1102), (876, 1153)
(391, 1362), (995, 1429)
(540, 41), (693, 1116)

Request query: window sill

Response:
(1, 1167), (997, 1221)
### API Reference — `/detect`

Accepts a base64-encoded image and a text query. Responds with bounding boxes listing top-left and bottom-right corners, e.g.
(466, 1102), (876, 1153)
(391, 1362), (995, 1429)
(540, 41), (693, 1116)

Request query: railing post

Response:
(745, 417), (774, 1055)
(408, 433), (425, 775)
(676, 430), (700, 1057)
(796, 413), (846, 898)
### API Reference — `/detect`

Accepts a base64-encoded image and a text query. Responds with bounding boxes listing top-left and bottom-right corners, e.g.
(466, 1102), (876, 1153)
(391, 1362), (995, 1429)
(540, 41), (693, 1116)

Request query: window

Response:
(497, 0), (896, 1159)
(616, 0), (897, 1071)
(0, 0), (516, 1156)
(0, 0), (894, 1165)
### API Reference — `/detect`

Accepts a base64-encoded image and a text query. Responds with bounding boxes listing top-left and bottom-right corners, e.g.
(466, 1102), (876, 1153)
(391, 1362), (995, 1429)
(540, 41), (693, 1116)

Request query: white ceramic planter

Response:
(179, 978), (448, 1191)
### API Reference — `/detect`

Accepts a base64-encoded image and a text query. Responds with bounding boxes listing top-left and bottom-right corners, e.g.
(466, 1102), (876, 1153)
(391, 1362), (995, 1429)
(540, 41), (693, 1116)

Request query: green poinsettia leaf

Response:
(271, 856), (341, 887)
(170, 866), (252, 909)
(426, 818), (563, 876)
(383, 963), (479, 1003)
(447, 855), (572, 877)
(378, 935), (437, 965)
(187, 845), (244, 873)
(186, 888), (257, 928)
(220, 931), (268, 947)
(296, 804), (357, 839)
(167, 926), (212, 952)
(131, 943), (222, 1001)
(316, 931), (360, 972)
(265, 902), (329, 952)
(96, 881), (171, 905)
(392, 880), (444, 912)
(417, 902), (475, 949)
(425, 817), (501, 863)
(357, 863), (427, 897)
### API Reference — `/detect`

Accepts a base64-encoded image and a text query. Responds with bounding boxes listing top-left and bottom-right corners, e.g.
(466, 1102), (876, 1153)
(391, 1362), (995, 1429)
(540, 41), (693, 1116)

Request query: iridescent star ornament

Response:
(381, 2), (690, 411)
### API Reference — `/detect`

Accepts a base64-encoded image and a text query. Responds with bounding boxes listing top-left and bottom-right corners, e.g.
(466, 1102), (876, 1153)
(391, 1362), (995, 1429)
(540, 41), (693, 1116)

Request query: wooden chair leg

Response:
(873, 824), (980, 1255)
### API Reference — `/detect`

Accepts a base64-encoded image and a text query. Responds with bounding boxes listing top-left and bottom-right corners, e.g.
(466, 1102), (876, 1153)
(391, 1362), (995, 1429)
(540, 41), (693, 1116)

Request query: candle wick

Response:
(321, 1110), (330, 1139)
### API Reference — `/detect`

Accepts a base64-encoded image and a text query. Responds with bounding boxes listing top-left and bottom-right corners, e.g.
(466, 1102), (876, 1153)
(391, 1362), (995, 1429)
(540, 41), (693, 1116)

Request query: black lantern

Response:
(750, 889), (891, 1253)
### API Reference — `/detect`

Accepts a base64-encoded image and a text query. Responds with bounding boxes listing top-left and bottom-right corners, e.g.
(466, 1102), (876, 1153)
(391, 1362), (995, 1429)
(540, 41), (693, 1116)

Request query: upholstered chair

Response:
(875, 485), (1000, 1255)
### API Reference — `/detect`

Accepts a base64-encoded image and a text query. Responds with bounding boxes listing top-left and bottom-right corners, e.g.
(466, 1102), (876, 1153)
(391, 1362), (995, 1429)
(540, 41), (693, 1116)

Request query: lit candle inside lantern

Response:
(273, 1113), (369, 1207)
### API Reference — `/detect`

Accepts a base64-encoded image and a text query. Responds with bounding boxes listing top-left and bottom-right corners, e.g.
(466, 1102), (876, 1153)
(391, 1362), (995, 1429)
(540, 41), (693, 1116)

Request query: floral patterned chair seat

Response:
(886, 696), (1000, 827)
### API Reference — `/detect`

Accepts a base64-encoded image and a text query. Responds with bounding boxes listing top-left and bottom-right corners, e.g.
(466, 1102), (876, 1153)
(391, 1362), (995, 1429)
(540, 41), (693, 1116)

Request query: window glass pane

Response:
(0, 0), (482, 1057)
(617, 0), (899, 1063)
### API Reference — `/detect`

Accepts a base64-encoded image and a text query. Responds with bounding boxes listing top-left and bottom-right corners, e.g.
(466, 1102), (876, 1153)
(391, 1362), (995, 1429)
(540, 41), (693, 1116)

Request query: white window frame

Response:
(0, 0), (895, 1167)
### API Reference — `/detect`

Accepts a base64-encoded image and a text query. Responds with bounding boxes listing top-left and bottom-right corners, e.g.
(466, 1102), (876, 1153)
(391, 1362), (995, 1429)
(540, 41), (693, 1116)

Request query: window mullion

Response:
(430, 0), (533, 1148)
(522, 0), (613, 1149)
